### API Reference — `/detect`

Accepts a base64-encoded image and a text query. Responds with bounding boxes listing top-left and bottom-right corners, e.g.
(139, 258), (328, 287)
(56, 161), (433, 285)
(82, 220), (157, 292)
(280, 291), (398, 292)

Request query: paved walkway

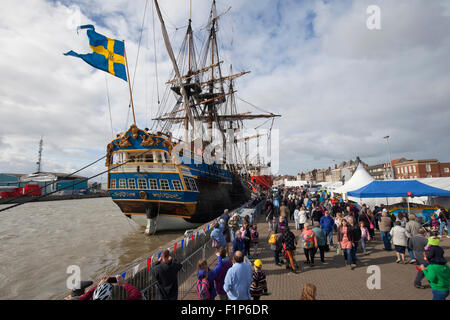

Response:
(183, 212), (449, 300)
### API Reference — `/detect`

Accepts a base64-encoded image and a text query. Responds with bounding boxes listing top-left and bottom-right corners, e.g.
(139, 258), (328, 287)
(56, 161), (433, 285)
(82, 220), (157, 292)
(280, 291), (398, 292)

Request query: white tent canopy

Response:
(334, 163), (374, 195)
(333, 163), (405, 207)
(409, 177), (450, 208)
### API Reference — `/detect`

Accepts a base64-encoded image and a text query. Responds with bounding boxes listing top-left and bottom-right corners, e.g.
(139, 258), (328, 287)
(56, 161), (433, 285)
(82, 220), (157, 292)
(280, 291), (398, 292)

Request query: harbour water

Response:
(0, 198), (184, 300)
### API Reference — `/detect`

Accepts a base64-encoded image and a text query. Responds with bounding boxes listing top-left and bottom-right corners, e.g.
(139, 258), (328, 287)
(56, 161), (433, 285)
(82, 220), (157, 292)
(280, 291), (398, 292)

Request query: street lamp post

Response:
(383, 136), (394, 179)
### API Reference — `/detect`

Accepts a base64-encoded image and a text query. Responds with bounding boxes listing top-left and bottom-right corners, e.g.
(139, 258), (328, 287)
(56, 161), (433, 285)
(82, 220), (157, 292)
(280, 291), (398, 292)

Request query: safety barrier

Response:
(110, 198), (266, 300)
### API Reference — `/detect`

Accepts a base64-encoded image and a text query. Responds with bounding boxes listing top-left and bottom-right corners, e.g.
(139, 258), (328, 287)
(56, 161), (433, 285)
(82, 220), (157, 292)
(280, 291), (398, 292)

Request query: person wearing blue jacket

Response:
(197, 251), (223, 300)
(232, 231), (246, 255)
(224, 251), (253, 300)
(211, 222), (227, 248)
(320, 211), (335, 247)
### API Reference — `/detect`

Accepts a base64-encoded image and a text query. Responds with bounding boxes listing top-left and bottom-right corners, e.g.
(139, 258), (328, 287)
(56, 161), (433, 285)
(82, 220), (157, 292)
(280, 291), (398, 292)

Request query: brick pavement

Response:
(182, 212), (449, 300)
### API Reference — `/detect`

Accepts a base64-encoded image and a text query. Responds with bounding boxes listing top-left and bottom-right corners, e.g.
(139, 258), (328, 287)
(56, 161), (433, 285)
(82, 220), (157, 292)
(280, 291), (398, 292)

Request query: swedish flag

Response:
(64, 25), (127, 82)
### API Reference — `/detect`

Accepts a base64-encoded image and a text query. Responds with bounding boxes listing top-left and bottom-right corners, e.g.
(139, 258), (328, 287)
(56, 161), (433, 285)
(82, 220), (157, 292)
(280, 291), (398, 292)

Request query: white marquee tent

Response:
(333, 163), (374, 195)
(333, 163), (405, 207)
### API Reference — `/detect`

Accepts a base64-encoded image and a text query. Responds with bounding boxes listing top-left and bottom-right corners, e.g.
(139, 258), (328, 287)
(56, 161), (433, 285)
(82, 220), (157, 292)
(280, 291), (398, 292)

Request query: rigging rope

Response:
(0, 154), (106, 207)
(0, 148), (155, 214)
(105, 75), (114, 139)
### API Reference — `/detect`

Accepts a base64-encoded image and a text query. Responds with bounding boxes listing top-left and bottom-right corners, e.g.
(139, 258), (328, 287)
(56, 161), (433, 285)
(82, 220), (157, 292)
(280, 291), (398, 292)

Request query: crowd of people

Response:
(66, 186), (449, 301)
(263, 185), (449, 299)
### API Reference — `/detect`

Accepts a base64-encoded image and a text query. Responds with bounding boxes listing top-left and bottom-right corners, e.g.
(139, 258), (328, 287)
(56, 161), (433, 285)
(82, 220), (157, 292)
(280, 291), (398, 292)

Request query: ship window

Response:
(189, 178), (198, 191)
(110, 179), (116, 189)
(119, 179), (127, 189)
(160, 179), (170, 190)
(149, 179), (158, 190)
(128, 179), (136, 189)
(137, 179), (148, 189)
(184, 178), (192, 191)
(172, 180), (183, 191)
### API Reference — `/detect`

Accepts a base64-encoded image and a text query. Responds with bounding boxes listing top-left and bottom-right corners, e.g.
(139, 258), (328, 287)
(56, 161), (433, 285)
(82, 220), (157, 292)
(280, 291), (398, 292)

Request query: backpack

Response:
(268, 233), (278, 245)
(303, 232), (314, 249)
(251, 230), (259, 243)
(196, 278), (211, 300)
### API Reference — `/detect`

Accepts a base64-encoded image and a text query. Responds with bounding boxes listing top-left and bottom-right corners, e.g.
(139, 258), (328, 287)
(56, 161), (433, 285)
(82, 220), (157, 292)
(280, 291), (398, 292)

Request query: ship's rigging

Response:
(151, 0), (280, 173)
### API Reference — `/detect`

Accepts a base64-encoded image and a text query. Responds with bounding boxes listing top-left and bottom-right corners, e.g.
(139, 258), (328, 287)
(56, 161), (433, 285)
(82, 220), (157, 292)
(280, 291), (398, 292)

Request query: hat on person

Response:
(254, 259), (263, 268)
(426, 236), (440, 248)
(382, 208), (388, 213)
(72, 280), (93, 296)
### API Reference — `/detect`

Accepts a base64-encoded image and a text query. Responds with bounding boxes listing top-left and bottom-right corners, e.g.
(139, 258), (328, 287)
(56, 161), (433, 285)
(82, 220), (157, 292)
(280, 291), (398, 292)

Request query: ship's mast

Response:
(153, 0), (280, 169)
(153, 0), (193, 143)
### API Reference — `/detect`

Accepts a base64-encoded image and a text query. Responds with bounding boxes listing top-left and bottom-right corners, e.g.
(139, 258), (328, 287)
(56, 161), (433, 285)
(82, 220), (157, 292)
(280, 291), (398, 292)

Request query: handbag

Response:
(212, 238), (219, 248)
(336, 245), (342, 255)
(365, 213), (374, 229)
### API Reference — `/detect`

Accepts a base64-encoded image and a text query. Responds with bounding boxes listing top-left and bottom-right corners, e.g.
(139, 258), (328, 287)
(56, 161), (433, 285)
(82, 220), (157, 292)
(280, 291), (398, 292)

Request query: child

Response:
(431, 214), (440, 234)
(360, 221), (371, 255)
(419, 236), (450, 300)
(300, 283), (317, 300)
(250, 259), (267, 300)
(250, 225), (259, 257)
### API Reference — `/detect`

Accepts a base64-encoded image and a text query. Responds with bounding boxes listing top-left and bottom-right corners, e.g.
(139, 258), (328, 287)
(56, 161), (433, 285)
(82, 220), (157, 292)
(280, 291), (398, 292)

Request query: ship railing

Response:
(110, 163), (178, 173)
(110, 199), (266, 300)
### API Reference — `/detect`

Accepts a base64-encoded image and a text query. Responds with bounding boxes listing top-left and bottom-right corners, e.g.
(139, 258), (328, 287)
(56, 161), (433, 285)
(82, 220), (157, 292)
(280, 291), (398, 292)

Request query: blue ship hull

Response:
(106, 125), (251, 224)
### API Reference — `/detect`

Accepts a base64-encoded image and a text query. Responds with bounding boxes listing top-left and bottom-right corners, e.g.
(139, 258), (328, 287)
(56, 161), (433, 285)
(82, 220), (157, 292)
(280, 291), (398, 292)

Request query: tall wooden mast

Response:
(153, 0), (193, 143)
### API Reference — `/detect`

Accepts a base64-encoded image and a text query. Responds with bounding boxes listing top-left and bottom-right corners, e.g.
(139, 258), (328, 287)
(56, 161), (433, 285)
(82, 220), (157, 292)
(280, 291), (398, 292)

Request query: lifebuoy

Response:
(139, 191), (148, 199)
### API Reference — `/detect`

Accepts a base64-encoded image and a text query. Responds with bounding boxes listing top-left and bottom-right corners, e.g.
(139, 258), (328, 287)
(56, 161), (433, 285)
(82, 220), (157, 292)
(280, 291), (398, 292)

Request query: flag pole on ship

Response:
(124, 41), (137, 125)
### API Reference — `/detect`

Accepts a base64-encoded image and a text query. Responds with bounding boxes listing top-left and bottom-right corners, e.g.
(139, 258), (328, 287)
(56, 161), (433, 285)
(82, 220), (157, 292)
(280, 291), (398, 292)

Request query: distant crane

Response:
(36, 137), (43, 173)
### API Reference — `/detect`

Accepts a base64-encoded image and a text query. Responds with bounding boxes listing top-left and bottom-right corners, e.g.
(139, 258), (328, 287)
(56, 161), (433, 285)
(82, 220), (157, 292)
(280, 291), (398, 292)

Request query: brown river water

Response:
(0, 197), (184, 300)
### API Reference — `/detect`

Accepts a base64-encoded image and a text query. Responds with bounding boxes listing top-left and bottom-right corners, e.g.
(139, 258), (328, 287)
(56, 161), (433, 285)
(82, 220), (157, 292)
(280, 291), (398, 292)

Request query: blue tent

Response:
(347, 180), (450, 198)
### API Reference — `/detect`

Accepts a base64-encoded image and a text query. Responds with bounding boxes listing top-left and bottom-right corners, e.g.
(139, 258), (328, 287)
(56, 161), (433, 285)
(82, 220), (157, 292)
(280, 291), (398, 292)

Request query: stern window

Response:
(128, 179), (136, 189)
(184, 178), (192, 191)
(160, 179), (170, 190)
(137, 179), (148, 189)
(172, 180), (183, 191)
(149, 179), (158, 190)
(110, 179), (116, 189)
(188, 178), (198, 191)
(119, 179), (126, 189)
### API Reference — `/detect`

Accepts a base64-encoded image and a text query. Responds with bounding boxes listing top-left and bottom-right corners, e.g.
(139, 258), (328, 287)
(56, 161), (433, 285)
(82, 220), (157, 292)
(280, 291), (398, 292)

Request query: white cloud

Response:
(1, 0), (449, 178)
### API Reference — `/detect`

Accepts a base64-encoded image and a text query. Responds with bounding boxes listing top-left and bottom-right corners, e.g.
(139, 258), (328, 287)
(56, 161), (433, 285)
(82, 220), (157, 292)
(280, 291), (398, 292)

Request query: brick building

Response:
(394, 159), (441, 179)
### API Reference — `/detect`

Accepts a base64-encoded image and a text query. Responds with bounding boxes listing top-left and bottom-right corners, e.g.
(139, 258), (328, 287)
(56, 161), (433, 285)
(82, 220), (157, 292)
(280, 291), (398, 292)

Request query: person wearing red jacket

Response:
(78, 274), (142, 300)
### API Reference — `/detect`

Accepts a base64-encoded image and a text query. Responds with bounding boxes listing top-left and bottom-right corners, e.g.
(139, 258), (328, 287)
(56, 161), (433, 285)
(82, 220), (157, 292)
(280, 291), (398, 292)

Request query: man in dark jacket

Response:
(311, 205), (323, 224)
(220, 209), (231, 243)
(282, 227), (298, 273)
(411, 229), (429, 289)
(348, 216), (361, 267)
(151, 249), (183, 300)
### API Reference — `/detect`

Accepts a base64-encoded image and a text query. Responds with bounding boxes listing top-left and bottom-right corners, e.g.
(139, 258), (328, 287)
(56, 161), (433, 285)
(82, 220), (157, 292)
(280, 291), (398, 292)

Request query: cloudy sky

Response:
(1, 0), (449, 180)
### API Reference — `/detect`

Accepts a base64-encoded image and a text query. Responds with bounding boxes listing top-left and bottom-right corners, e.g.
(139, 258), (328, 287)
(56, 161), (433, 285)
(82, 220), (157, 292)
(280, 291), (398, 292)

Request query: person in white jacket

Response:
(298, 205), (308, 231)
(390, 221), (408, 264)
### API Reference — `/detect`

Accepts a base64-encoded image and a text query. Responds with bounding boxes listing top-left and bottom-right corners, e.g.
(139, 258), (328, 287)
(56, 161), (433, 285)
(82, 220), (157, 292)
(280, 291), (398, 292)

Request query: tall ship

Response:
(105, 0), (280, 233)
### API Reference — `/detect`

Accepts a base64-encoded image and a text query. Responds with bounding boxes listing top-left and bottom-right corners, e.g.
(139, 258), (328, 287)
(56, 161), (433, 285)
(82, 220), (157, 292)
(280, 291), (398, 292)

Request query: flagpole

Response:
(123, 41), (136, 125)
